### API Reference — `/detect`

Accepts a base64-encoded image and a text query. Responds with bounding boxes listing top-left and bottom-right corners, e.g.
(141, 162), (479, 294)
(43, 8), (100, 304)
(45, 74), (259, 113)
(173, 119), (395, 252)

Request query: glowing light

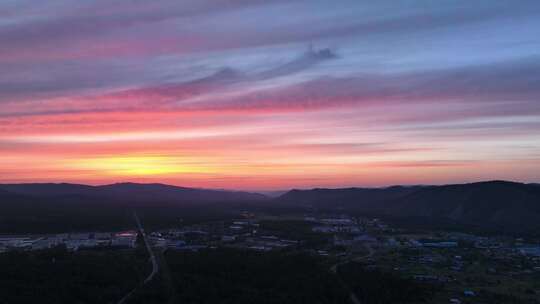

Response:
(70, 155), (214, 176)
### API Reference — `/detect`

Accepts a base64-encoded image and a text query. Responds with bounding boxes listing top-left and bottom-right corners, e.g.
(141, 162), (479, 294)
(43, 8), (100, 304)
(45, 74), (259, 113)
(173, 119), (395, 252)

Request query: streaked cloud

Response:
(0, 0), (539, 189)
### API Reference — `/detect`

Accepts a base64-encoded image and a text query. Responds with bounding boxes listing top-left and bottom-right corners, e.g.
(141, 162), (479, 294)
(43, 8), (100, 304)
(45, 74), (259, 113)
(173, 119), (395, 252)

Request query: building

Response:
(66, 239), (98, 251)
(221, 235), (236, 242)
(0, 236), (35, 249)
(421, 241), (458, 248)
(312, 226), (337, 233)
(321, 218), (354, 225)
(94, 232), (112, 240)
(518, 246), (540, 257)
(111, 232), (137, 248)
(32, 238), (59, 250)
(167, 240), (187, 249)
(69, 233), (90, 240)
(354, 234), (377, 243)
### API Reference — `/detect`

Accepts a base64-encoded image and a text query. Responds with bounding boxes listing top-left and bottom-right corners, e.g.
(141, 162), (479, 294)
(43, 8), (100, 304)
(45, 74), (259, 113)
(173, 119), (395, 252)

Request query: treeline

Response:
(0, 197), (245, 233)
(161, 248), (349, 304)
(0, 247), (149, 304)
(337, 262), (437, 304)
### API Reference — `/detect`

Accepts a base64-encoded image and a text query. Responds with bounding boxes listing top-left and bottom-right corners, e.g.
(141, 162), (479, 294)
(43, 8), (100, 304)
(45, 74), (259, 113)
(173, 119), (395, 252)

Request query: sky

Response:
(1, 0), (540, 190)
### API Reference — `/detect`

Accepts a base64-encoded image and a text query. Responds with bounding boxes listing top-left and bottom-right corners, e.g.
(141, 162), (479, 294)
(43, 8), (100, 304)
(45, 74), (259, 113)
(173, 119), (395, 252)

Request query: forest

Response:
(0, 246), (149, 304)
(160, 248), (349, 304)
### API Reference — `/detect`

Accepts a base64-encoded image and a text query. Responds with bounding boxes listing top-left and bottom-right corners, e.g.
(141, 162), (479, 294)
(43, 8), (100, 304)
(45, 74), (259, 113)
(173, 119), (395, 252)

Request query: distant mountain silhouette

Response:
(279, 185), (422, 209)
(0, 182), (267, 204)
(0, 183), (268, 233)
(2, 181), (539, 234)
(278, 181), (540, 233)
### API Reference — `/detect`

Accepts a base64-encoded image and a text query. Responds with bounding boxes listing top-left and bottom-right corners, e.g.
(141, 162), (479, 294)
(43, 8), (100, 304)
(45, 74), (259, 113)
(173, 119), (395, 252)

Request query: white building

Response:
(111, 236), (136, 248)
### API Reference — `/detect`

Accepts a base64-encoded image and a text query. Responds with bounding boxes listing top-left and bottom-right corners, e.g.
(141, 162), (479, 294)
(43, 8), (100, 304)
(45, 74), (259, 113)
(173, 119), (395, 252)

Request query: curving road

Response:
(331, 244), (374, 304)
(117, 211), (159, 304)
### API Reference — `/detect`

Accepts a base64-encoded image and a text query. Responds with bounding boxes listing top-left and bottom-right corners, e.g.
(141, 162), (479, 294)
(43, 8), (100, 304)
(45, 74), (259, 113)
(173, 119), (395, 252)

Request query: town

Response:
(2, 211), (539, 304)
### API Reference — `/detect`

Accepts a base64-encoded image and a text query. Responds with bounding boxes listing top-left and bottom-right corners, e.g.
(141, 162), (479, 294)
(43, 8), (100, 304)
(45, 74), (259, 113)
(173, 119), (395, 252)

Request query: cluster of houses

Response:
(2, 215), (539, 264)
(0, 231), (137, 252)
(242, 235), (299, 252)
(308, 216), (376, 234)
(146, 219), (301, 252)
(0, 216), (309, 254)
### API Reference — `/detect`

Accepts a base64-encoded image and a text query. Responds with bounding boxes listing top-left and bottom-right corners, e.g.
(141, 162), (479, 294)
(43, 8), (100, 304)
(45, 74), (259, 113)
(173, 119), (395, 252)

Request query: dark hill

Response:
(97, 182), (266, 203)
(279, 186), (422, 210)
(0, 182), (266, 204)
(277, 181), (540, 233)
(0, 183), (267, 233)
(387, 181), (540, 232)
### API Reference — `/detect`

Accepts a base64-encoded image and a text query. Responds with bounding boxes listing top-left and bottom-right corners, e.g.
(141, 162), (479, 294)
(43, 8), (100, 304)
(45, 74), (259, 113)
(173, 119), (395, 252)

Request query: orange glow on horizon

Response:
(69, 155), (216, 176)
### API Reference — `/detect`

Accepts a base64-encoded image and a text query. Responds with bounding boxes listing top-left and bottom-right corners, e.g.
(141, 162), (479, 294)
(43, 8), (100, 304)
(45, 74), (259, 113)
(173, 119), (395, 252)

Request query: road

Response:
(133, 211), (159, 284)
(117, 211), (159, 304)
(330, 244), (374, 273)
(330, 244), (374, 304)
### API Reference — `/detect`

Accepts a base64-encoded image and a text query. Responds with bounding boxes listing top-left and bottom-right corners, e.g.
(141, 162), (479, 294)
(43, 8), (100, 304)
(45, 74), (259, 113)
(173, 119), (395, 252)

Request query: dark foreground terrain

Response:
(1, 180), (539, 303)
(160, 249), (349, 304)
(0, 247), (149, 304)
(0, 246), (441, 304)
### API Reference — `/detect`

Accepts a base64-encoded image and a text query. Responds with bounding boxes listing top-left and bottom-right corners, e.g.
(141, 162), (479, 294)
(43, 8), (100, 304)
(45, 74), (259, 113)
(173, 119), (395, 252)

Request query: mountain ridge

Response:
(277, 180), (540, 233)
(1, 180), (539, 233)
(0, 182), (267, 203)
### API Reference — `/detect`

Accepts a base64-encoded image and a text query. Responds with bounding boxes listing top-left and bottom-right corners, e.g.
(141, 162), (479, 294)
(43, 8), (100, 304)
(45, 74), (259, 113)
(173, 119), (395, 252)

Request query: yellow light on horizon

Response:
(70, 155), (213, 176)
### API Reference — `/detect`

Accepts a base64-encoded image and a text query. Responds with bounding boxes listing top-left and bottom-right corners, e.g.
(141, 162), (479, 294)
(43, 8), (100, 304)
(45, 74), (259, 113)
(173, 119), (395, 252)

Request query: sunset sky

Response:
(1, 0), (539, 190)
